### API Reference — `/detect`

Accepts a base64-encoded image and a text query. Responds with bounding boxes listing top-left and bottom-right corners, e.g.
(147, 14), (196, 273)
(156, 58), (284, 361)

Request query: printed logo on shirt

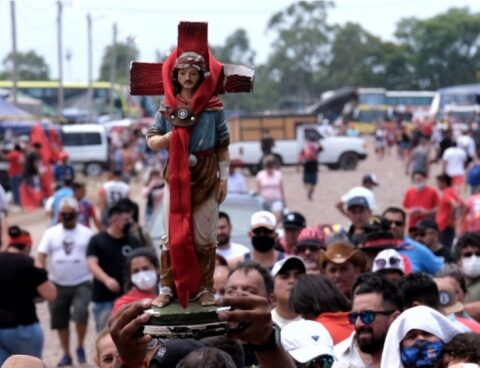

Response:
(122, 245), (133, 257)
(63, 239), (74, 255)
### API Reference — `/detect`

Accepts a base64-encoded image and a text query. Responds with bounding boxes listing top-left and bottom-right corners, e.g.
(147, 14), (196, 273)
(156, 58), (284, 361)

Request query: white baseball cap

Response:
(372, 249), (405, 274)
(281, 320), (335, 364)
(250, 211), (277, 231)
(271, 256), (306, 278)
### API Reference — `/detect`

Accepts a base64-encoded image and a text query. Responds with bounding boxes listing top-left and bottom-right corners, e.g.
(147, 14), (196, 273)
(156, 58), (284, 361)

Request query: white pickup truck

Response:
(229, 125), (367, 175)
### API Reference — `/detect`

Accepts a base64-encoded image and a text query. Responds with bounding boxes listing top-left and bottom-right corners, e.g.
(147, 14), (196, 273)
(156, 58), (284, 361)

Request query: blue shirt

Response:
(54, 164), (75, 183)
(398, 236), (444, 275)
(153, 109), (229, 153)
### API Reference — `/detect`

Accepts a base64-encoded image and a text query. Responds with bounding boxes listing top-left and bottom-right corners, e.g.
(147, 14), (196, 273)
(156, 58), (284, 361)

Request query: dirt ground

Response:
(7, 139), (445, 367)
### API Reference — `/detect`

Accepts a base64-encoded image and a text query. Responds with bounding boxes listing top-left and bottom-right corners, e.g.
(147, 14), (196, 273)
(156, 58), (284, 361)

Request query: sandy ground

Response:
(6, 139), (445, 367)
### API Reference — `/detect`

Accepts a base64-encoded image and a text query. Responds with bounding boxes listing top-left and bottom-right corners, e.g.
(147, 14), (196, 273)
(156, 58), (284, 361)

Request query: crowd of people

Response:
(1, 119), (480, 367)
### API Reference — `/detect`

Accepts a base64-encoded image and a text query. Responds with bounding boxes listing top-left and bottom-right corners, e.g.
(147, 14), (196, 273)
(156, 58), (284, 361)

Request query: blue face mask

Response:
(400, 339), (444, 367)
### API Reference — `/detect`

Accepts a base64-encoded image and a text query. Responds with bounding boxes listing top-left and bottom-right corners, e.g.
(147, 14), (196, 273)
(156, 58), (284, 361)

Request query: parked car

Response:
(229, 124), (368, 175)
(148, 192), (262, 250)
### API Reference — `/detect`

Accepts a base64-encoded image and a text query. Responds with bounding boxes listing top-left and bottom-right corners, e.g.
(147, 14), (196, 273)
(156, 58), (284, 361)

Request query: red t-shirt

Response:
(6, 150), (24, 177)
(112, 288), (157, 316)
(402, 185), (439, 228)
(316, 312), (353, 345)
(464, 194), (480, 232)
(435, 187), (462, 231)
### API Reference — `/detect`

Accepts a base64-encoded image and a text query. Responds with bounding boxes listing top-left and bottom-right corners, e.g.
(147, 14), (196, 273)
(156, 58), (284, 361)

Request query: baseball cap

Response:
(8, 226), (33, 251)
(281, 320), (334, 364)
(362, 174), (379, 186)
(318, 241), (367, 270)
(296, 226), (326, 249)
(347, 196), (369, 210)
(283, 211), (306, 230)
(359, 230), (400, 250)
(417, 219), (439, 232)
(434, 277), (464, 315)
(372, 249), (405, 274)
(250, 211), (277, 231)
(271, 256), (306, 278)
(150, 339), (204, 368)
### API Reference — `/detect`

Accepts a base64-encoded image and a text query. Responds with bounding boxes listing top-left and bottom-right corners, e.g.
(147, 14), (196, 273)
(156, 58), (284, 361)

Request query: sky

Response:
(1, 0), (480, 82)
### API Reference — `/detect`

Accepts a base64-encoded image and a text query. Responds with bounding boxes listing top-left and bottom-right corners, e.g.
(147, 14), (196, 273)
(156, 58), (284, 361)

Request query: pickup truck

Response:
(229, 125), (368, 175)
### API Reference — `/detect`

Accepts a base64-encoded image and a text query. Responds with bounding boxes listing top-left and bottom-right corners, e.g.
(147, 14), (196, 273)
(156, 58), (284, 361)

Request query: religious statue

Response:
(131, 22), (254, 310)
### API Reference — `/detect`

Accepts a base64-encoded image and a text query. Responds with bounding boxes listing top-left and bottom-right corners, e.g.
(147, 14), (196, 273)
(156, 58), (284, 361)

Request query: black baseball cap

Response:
(417, 219), (439, 232)
(362, 174), (379, 186)
(347, 196), (369, 210)
(283, 211), (306, 229)
(150, 339), (204, 368)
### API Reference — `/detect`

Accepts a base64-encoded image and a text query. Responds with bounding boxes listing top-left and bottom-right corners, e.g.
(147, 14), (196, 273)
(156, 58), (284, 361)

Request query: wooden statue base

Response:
(143, 301), (230, 338)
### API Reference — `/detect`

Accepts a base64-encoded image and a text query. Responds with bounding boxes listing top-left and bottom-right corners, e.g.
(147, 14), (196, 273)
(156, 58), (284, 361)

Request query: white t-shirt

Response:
(37, 223), (94, 286)
(216, 242), (250, 261)
(227, 171), (248, 194)
(443, 147), (467, 177)
(271, 308), (303, 329)
(341, 186), (376, 211)
(102, 180), (130, 207)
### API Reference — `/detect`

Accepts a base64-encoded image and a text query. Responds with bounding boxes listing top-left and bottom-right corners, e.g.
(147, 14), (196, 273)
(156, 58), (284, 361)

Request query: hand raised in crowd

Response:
(108, 299), (153, 367)
(105, 277), (121, 293)
(216, 291), (273, 346)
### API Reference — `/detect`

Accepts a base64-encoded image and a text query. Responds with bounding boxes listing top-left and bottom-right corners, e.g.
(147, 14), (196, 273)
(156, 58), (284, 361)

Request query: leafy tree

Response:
(0, 50), (50, 80)
(98, 41), (139, 84)
(395, 7), (480, 89)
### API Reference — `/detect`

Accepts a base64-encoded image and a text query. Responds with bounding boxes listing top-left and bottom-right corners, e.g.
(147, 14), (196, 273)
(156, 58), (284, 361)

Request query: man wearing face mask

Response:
(402, 170), (439, 229)
(87, 199), (142, 332)
(245, 211), (284, 271)
(455, 232), (480, 304)
(36, 197), (94, 367)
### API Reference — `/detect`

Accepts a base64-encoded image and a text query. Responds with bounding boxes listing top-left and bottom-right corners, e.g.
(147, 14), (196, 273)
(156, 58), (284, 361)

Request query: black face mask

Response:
(252, 235), (275, 253)
(122, 222), (133, 235)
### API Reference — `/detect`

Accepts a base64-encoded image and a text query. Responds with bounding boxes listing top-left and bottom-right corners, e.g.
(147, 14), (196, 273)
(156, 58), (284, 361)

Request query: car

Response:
(148, 192), (262, 249)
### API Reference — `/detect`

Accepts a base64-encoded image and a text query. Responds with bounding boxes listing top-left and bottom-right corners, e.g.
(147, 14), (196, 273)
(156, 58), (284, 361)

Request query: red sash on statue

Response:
(162, 49), (223, 308)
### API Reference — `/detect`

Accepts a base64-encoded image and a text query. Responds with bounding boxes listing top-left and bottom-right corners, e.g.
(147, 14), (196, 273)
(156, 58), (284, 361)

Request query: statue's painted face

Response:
(177, 66), (201, 91)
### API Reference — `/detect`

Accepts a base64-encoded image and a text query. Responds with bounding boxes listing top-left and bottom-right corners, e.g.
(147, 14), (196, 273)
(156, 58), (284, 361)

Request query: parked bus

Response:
(347, 88), (389, 134)
(386, 90), (434, 122)
(430, 84), (480, 123)
(0, 80), (155, 122)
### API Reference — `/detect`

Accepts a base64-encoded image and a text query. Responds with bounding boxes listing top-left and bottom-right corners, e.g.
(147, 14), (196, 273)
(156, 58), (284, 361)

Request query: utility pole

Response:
(10, 1), (18, 105)
(57, 0), (64, 118)
(109, 22), (117, 117)
(87, 13), (93, 123)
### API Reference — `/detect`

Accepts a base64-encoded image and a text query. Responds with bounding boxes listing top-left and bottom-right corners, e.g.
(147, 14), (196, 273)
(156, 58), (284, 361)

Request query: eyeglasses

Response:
(296, 355), (334, 368)
(385, 220), (405, 227)
(463, 251), (480, 258)
(252, 228), (274, 236)
(347, 310), (395, 325)
(374, 257), (401, 269)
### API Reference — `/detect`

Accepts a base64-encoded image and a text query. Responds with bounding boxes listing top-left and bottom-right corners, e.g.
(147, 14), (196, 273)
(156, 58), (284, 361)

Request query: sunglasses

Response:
(463, 251), (480, 258)
(347, 310), (395, 325)
(374, 257), (401, 269)
(386, 220), (405, 227)
(296, 355), (334, 368)
(252, 228), (274, 236)
(296, 245), (323, 253)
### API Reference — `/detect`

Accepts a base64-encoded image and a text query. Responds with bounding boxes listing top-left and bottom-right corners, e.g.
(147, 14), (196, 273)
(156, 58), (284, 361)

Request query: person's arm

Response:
(464, 301), (480, 322)
(147, 132), (172, 151)
(35, 253), (48, 269)
(217, 146), (229, 204)
(279, 173), (286, 207)
(217, 293), (295, 368)
(90, 206), (103, 231)
(335, 200), (349, 218)
(87, 256), (121, 293)
(36, 280), (57, 302)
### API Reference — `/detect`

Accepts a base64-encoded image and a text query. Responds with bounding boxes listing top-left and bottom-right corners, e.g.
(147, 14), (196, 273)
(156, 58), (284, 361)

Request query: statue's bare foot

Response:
(197, 290), (215, 306)
(152, 294), (172, 308)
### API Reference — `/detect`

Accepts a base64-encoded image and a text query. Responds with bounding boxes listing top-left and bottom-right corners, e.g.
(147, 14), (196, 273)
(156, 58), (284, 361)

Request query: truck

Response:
(227, 113), (367, 175)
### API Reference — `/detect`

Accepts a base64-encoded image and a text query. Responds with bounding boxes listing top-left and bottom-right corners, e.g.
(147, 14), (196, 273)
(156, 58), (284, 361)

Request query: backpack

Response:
(467, 164), (480, 186)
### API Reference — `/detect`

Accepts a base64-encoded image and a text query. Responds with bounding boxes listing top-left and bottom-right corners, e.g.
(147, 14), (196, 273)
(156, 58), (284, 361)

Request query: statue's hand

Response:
(218, 179), (227, 203)
(147, 132), (172, 151)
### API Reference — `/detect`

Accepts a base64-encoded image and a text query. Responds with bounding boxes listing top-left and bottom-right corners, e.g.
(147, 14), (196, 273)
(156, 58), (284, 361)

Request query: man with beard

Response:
(245, 211), (284, 271)
(334, 272), (403, 368)
(216, 211), (250, 268)
(36, 197), (93, 366)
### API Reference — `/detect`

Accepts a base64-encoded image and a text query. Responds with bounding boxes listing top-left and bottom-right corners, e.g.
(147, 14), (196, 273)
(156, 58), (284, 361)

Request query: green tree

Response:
(260, 1), (334, 108)
(395, 7), (480, 89)
(98, 41), (139, 84)
(0, 50), (50, 80)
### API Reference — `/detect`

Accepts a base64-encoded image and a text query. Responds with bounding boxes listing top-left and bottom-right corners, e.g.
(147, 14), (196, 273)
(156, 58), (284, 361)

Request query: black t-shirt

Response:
(434, 246), (455, 264)
(87, 231), (142, 302)
(0, 253), (48, 327)
(24, 151), (39, 176)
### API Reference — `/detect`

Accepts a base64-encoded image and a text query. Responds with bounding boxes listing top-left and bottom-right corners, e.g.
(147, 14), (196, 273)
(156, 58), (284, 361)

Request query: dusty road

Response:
(7, 141), (444, 367)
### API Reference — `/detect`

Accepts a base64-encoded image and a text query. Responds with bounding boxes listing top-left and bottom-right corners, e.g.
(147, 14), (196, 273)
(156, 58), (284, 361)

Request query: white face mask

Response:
(131, 270), (158, 291)
(415, 182), (426, 190)
(462, 255), (480, 278)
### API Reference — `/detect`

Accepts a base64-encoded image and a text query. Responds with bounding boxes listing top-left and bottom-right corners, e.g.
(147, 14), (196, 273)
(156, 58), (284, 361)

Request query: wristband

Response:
(115, 353), (147, 368)
(219, 160), (229, 180)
